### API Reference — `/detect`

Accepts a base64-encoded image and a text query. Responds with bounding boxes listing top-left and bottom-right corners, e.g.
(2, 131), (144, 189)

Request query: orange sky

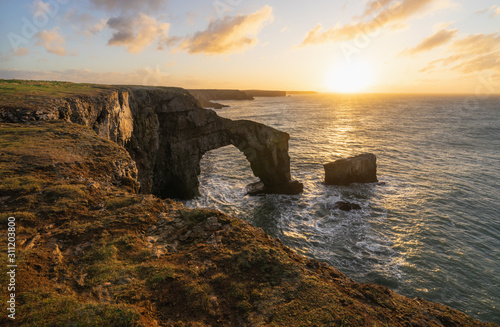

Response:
(0, 0), (499, 94)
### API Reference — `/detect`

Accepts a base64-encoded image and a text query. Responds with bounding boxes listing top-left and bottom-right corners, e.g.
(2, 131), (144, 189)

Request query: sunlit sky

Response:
(1, 0), (499, 93)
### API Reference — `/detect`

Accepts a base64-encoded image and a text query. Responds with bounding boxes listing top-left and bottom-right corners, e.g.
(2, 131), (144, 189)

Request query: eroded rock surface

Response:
(2, 86), (302, 199)
(324, 153), (378, 186)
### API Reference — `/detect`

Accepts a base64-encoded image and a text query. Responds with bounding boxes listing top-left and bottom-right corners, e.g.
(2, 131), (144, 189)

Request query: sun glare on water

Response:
(326, 61), (375, 93)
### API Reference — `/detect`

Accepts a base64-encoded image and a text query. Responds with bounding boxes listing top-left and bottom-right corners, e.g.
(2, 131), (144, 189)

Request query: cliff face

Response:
(1, 85), (302, 199)
(1, 80), (497, 326)
(1, 121), (495, 327)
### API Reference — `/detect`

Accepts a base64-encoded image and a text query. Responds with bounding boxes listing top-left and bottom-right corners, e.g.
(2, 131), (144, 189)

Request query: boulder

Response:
(334, 201), (361, 211)
(324, 153), (377, 186)
(246, 180), (304, 196)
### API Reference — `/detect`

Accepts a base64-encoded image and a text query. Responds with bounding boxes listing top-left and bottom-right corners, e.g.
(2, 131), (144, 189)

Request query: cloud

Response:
(400, 28), (457, 55)
(89, 0), (167, 14)
(420, 33), (500, 75)
(35, 27), (69, 56)
(30, 0), (51, 17)
(300, 0), (455, 46)
(107, 14), (170, 53)
(178, 5), (274, 55)
(64, 9), (107, 37)
(356, 0), (394, 19)
(0, 47), (30, 62)
(475, 5), (500, 17)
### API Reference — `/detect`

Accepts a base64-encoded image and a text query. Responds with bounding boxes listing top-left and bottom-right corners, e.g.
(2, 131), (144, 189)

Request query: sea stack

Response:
(324, 153), (378, 186)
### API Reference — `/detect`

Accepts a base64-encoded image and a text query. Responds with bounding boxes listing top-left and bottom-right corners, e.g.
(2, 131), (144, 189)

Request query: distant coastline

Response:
(188, 89), (318, 109)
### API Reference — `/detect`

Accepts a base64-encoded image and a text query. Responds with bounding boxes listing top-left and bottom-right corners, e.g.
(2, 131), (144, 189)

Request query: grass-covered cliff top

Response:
(0, 82), (497, 326)
(0, 79), (115, 109)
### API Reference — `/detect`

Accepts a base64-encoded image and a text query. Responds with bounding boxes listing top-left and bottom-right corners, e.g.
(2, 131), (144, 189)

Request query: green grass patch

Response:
(0, 176), (44, 194)
(105, 196), (139, 210)
(45, 184), (86, 200)
(139, 263), (180, 288)
(81, 243), (121, 287)
(19, 291), (141, 327)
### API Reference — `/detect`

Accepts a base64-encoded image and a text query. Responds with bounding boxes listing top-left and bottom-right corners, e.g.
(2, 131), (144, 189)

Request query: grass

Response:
(105, 196), (140, 210)
(0, 176), (44, 193)
(45, 184), (86, 199)
(0, 115), (494, 326)
(0, 79), (114, 109)
(19, 291), (140, 327)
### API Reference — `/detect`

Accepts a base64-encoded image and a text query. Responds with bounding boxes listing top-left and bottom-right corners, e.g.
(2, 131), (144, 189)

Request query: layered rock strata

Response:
(1, 86), (303, 199)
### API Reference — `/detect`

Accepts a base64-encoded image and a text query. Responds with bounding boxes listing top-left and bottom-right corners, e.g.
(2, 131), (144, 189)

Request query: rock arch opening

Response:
(197, 145), (258, 200)
(122, 88), (303, 200)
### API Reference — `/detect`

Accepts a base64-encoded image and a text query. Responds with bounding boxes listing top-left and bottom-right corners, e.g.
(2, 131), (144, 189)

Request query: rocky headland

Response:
(187, 89), (253, 109)
(1, 82), (302, 199)
(0, 79), (496, 326)
(187, 89), (313, 109)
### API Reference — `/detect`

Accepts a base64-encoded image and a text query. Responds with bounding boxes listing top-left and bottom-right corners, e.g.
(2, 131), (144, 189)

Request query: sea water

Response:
(185, 94), (500, 323)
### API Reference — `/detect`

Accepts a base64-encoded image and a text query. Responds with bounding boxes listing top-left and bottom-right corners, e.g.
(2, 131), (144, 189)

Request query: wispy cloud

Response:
(64, 9), (107, 37)
(178, 5), (274, 55)
(0, 47), (30, 62)
(35, 27), (71, 56)
(475, 5), (500, 17)
(299, 0), (456, 46)
(107, 14), (170, 53)
(400, 28), (458, 55)
(89, 0), (167, 14)
(421, 33), (500, 75)
(30, 0), (52, 17)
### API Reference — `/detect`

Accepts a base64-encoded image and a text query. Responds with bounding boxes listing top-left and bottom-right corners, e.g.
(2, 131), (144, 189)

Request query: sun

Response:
(326, 61), (375, 93)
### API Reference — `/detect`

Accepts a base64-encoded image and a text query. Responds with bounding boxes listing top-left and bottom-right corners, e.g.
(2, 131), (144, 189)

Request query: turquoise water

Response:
(185, 94), (500, 323)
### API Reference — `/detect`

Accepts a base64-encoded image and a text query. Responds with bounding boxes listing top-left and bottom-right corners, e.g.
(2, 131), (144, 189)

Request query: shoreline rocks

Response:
(324, 153), (378, 186)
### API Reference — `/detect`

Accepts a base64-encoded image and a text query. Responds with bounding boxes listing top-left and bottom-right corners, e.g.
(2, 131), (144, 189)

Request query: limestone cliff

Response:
(1, 80), (497, 326)
(0, 84), (303, 199)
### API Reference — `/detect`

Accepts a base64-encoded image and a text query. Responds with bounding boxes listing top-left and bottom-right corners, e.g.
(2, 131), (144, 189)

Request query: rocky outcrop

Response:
(188, 89), (253, 109)
(333, 201), (361, 211)
(1, 85), (302, 199)
(126, 87), (302, 199)
(324, 153), (378, 186)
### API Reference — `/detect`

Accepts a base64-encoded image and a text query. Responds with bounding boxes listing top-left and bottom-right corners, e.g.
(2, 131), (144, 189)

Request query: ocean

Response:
(185, 94), (500, 324)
